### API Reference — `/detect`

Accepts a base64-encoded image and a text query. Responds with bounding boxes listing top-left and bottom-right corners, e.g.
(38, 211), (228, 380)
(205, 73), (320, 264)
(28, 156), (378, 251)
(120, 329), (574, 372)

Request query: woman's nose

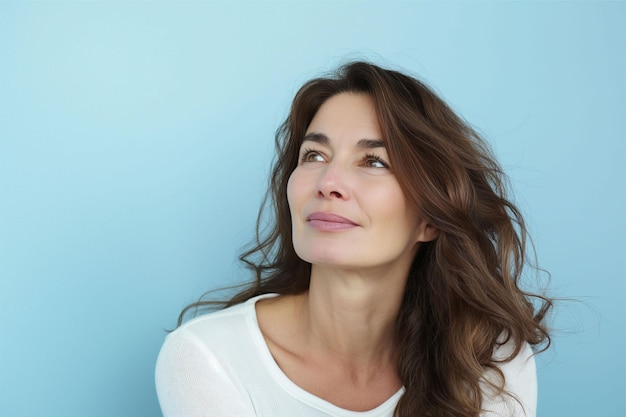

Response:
(316, 162), (350, 200)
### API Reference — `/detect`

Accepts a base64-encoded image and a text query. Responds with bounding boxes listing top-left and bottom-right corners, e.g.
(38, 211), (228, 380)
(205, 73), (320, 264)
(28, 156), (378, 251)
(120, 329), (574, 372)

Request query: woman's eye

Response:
(300, 149), (325, 163)
(364, 154), (389, 169)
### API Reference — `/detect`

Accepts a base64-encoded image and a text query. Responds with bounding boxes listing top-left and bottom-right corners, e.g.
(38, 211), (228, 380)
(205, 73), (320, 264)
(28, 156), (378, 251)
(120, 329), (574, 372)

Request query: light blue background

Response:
(1, 1), (624, 416)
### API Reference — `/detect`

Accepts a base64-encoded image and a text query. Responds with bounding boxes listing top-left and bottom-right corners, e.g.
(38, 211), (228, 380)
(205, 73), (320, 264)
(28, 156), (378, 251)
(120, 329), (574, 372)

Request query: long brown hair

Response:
(180, 61), (551, 417)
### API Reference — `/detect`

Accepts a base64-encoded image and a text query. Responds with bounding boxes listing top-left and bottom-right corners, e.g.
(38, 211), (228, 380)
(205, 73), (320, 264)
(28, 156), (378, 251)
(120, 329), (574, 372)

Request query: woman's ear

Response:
(416, 222), (439, 243)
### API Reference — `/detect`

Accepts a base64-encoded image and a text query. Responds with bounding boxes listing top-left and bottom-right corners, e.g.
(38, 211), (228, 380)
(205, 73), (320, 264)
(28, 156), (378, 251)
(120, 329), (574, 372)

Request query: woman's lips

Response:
(306, 212), (358, 231)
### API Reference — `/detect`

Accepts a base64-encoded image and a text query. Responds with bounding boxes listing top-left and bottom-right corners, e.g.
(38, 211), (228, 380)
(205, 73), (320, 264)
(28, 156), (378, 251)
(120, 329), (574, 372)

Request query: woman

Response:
(156, 61), (551, 417)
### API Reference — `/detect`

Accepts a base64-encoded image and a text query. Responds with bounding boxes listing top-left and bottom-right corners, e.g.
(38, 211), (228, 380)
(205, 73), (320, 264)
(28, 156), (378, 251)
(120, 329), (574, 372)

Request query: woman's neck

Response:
(297, 264), (408, 370)
(255, 264), (409, 408)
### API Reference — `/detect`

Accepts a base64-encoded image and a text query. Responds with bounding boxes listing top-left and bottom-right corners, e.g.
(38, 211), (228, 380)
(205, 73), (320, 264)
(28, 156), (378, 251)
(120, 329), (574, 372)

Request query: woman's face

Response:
(287, 92), (434, 273)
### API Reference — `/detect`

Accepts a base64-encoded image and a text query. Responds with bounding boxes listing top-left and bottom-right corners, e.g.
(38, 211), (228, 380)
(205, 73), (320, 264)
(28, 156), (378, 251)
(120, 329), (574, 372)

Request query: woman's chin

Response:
(296, 247), (355, 268)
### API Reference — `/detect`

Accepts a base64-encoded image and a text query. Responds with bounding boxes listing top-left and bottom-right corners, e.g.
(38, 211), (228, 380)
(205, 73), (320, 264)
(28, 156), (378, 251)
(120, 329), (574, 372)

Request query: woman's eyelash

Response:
(299, 149), (389, 168)
(364, 153), (389, 168)
(300, 148), (323, 163)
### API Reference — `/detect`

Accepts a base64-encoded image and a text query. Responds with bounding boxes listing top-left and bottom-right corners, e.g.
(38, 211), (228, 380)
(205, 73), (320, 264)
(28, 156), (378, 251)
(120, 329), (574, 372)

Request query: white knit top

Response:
(156, 294), (537, 417)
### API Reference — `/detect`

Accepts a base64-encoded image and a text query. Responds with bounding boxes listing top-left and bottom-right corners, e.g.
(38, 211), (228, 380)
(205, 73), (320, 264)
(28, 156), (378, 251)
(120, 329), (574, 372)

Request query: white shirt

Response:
(155, 294), (537, 417)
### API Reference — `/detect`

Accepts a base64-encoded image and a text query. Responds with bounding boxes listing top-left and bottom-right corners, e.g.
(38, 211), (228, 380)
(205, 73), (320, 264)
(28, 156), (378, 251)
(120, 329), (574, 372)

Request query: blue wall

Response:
(1, 2), (623, 416)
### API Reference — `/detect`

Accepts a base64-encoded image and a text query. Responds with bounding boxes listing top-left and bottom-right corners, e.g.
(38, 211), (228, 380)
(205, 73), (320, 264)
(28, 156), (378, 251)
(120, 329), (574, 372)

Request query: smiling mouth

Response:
(306, 212), (358, 231)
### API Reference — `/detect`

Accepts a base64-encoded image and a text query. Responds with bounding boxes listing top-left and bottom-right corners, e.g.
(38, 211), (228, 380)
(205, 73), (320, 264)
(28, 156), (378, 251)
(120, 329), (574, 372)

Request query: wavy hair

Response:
(180, 61), (551, 417)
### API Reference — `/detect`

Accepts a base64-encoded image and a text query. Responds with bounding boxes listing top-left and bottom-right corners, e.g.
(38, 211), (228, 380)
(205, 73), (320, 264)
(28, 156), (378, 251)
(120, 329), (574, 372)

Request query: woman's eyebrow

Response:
(356, 139), (385, 149)
(302, 133), (385, 149)
(302, 132), (329, 145)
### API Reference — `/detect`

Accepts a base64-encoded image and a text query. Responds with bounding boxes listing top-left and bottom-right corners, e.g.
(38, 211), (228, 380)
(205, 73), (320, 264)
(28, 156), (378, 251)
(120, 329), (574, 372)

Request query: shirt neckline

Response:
(243, 293), (404, 417)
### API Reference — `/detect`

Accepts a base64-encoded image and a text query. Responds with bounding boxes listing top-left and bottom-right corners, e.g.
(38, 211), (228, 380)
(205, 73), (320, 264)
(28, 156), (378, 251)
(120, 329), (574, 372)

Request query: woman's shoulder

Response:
(481, 337), (537, 417)
(157, 293), (279, 369)
(175, 293), (278, 334)
(155, 293), (280, 402)
(155, 294), (279, 417)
